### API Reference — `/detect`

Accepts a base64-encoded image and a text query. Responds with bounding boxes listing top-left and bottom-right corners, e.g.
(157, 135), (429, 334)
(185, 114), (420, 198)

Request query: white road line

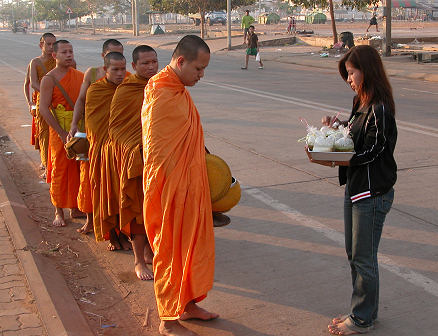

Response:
(402, 87), (438, 95)
(244, 187), (438, 297)
(203, 80), (438, 137)
(0, 59), (26, 75)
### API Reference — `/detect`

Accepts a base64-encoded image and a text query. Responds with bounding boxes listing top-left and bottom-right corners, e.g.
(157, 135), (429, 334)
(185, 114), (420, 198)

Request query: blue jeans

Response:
(344, 187), (394, 328)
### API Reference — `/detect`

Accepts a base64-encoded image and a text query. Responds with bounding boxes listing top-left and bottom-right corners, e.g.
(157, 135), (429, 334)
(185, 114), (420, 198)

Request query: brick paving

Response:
(0, 212), (46, 336)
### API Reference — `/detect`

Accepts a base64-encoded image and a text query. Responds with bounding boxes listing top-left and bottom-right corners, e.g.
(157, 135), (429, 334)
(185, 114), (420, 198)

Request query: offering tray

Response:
(307, 149), (355, 161)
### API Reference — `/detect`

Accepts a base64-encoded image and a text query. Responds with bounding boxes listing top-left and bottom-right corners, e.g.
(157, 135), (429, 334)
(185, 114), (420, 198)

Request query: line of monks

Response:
(24, 34), (219, 335)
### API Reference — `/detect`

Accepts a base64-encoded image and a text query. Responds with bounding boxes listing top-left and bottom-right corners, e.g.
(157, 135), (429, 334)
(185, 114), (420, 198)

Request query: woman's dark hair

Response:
(339, 45), (395, 116)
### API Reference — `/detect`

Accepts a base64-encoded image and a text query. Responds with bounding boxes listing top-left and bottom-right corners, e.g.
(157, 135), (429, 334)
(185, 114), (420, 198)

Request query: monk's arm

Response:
(29, 59), (41, 93)
(68, 71), (90, 139)
(39, 76), (68, 143)
(23, 64), (32, 112)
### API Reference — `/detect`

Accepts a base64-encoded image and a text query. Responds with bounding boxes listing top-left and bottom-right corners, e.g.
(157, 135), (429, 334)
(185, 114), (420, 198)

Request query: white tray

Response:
(308, 149), (355, 161)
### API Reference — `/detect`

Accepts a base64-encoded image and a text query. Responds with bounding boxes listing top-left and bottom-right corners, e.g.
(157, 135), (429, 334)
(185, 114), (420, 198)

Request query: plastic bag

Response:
(255, 52), (260, 62)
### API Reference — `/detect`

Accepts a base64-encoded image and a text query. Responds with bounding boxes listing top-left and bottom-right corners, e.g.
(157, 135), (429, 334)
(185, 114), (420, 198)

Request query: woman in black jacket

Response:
(311, 45), (397, 334)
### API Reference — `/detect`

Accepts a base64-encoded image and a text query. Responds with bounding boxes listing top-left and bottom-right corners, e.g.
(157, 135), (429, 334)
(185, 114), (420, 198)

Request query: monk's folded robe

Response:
(85, 78), (118, 241)
(36, 57), (56, 167)
(109, 74), (148, 237)
(47, 67), (83, 209)
(142, 65), (215, 320)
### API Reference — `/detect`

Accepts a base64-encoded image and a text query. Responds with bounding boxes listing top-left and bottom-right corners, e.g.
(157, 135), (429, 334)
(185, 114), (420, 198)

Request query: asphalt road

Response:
(0, 30), (437, 335)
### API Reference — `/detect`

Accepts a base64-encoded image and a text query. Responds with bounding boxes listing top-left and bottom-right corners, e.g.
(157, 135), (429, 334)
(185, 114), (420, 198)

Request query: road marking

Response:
(203, 80), (438, 138)
(402, 87), (438, 95)
(0, 58), (26, 75)
(244, 186), (438, 297)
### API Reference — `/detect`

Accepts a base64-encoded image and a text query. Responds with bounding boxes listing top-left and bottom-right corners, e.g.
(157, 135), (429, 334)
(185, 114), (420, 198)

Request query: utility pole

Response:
(135, 0), (139, 36)
(384, 0), (392, 56)
(131, 0), (139, 36)
(31, 0), (35, 32)
(227, 0), (231, 50)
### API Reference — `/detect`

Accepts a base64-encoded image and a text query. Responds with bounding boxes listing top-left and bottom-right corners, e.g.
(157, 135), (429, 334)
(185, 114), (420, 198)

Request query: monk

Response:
(29, 33), (57, 176)
(39, 40), (90, 227)
(107, 45), (158, 281)
(84, 52), (128, 250)
(69, 39), (124, 235)
(142, 35), (218, 336)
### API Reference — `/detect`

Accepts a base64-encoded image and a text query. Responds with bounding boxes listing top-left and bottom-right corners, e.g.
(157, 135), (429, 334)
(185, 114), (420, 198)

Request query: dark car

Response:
(206, 12), (227, 26)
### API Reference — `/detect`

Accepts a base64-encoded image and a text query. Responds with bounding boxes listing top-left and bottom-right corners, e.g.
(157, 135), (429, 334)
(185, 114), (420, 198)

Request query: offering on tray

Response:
(334, 127), (355, 152)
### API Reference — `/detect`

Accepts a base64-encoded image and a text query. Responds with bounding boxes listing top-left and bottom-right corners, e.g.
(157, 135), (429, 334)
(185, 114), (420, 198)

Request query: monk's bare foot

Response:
(134, 262), (153, 281)
(52, 209), (66, 227)
(39, 169), (47, 179)
(76, 221), (93, 234)
(77, 213), (93, 234)
(107, 229), (122, 251)
(70, 208), (86, 218)
(118, 233), (132, 250)
(328, 320), (373, 335)
(332, 315), (349, 325)
(159, 320), (199, 336)
(179, 302), (219, 321)
(39, 162), (45, 170)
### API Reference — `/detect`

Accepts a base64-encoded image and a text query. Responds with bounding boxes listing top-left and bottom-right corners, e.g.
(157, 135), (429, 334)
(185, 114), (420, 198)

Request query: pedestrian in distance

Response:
(241, 25), (263, 70)
(287, 16), (296, 34)
(241, 10), (255, 44)
(366, 9), (379, 32)
(308, 45), (397, 335)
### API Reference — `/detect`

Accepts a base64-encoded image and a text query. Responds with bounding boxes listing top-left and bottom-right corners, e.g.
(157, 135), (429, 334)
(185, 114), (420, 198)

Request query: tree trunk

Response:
(91, 13), (96, 35)
(200, 9), (206, 39)
(329, 0), (338, 44)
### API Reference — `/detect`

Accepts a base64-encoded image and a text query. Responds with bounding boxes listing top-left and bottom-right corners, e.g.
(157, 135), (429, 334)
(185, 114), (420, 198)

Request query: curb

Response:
(0, 156), (94, 336)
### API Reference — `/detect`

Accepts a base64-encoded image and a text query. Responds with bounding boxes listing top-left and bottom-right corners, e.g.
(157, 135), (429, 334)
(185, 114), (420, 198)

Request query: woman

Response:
(309, 45), (397, 334)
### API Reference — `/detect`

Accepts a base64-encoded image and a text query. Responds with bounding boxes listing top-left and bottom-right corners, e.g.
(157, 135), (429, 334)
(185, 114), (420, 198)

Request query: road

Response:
(0, 31), (437, 335)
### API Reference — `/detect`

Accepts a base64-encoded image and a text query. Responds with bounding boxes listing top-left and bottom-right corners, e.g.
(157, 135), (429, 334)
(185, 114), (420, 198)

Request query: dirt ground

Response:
(0, 87), (159, 335)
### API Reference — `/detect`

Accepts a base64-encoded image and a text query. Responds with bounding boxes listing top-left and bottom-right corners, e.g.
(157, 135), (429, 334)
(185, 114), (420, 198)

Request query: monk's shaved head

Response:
(40, 32), (56, 43)
(132, 45), (156, 64)
(53, 40), (71, 53)
(103, 39), (123, 54)
(171, 35), (210, 62)
(104, 52), (125, 68)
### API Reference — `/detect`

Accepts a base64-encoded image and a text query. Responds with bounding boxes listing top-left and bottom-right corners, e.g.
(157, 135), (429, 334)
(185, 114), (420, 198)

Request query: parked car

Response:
(206, 11), (227, 26)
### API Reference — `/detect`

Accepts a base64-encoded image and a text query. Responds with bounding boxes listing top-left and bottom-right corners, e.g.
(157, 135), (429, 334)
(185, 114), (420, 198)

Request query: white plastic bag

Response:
(255, 52), (260, 62)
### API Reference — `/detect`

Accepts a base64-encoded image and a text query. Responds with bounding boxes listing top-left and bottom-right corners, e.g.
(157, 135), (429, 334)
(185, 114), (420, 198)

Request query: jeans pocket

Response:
(381, 188), (394, 214)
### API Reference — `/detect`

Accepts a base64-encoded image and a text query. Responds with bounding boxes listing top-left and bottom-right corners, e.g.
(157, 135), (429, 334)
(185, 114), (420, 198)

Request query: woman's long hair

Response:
(339, 45), (395, 116)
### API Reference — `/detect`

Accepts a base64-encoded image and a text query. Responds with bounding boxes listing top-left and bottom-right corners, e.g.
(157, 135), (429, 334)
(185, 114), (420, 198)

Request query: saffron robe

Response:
(85, 78), (118, 241)
(142, 66), (215, 320)
(47, 67), (85, 209)
(108, 74), (148, 237)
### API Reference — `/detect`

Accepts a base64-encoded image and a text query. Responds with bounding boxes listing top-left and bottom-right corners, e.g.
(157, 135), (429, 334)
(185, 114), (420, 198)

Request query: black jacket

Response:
(339, 100), (397, 203)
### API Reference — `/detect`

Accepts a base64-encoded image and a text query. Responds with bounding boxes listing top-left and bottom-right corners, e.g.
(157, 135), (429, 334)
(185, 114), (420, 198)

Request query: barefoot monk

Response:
(142, 35), (218, 336)
(107, 45), (158, 281)
(39, 40), (90, 227)
(85, 52), (126, 249)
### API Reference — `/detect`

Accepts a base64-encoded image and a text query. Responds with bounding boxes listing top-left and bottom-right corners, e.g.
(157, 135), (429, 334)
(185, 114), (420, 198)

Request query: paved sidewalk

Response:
(0, 212), (46, 336)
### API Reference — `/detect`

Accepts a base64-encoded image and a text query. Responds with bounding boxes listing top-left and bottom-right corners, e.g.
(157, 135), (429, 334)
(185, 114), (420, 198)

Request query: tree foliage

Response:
(34, 0), (90, 22)
(0, 1), (32, 22)
(149, 0), (257, 15)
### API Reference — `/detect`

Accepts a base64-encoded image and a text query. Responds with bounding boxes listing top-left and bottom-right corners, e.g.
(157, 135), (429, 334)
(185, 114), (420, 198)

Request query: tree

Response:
(291, 0), (378, 45)
(35, 0), (90, 30)
(150, 0), (256, 38)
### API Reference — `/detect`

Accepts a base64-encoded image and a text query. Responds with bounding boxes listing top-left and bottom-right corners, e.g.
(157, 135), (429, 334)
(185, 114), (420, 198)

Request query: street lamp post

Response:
(227, 0), (231, 50)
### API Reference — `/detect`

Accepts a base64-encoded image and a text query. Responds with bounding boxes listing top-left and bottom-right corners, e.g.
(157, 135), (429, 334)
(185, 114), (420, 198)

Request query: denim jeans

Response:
(344, 187), (394, 328)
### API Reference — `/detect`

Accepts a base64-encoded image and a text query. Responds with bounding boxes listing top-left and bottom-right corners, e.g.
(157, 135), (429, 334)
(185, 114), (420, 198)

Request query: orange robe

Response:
(35, 57), (56, 167)
(85, 78), (118, 241)
(108, 74), (148, 237)
(47, 67), (85, 209)
(142, 66), (214, 320)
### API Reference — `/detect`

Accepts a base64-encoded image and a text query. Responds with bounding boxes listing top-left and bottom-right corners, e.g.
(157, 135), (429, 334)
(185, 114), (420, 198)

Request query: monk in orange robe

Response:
(142, 35), (218, 336)
(29, 33), (56, 176)
(107, 45), (158, 281)
(39, 40), (91, 227)
(85, 52), (128, 250)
